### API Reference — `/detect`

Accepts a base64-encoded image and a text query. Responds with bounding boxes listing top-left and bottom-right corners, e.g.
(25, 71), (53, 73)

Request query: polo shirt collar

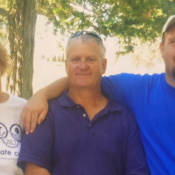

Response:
(58, 91), (122, 112)
(107, 97), (122, 112)
(58, 91), (76, 107)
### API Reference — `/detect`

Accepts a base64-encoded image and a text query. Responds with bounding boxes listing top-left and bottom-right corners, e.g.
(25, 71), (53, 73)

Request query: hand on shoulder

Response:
(22, 90), (49, 134)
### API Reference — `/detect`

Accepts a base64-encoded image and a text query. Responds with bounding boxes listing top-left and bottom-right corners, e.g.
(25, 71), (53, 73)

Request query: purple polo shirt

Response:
(18, 91), (149, 175)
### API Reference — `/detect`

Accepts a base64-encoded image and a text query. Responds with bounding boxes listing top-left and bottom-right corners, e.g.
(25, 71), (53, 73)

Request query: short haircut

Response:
(0, 42), (11, 75)
(162, 22), (175, 45)
(65, 33), (106, 59)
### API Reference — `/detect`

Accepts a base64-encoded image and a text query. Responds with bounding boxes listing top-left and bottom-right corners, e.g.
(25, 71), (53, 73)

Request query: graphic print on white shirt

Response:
(0, 122), (22, 158)
(0, 94), (27, 175)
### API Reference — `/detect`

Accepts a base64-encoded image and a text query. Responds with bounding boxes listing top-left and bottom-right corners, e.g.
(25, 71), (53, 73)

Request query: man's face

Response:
(65, 38), (107, 88)
(160, 25), (175, 79)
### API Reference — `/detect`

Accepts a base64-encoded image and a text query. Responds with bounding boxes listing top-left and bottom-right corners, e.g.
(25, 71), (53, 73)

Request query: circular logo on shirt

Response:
(0, 123), (8, 139)
(10, 124), (22, 142)
(0, 124), (22, 148)
(1, 131), (19, 148)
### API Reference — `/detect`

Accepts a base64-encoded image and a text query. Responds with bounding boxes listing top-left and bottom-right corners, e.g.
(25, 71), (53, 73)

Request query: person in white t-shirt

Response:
(0, 42), (27, 175)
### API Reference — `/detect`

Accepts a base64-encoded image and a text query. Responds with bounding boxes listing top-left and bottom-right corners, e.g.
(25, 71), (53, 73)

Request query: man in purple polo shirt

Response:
(18, 32), (149, 175)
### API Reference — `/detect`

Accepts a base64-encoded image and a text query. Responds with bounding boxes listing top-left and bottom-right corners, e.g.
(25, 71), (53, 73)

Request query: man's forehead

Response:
(164, 24), (175, 39)
(66, 36), (106, 59)
(68, 38), (102, 53)
(69, 37), (99, 46)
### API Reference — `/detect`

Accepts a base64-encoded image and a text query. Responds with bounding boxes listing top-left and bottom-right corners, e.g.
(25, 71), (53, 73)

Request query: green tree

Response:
(0, 0), (174, 98)
(0, 0), (36, 99)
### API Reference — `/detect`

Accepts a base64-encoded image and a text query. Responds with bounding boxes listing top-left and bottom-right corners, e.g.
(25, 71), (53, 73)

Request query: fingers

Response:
(21, 94), (49, 134)
(22, 106), (33, 134)
(38, 106), (48, 125)
(30, 112), (38, 133)
(22, 109), (26, 130)
(25, 113), (32, 135)
(22, 106), (48, 134)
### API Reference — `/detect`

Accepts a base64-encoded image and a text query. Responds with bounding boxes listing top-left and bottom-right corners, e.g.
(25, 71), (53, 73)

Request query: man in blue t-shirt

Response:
(21, 15), (175, 174)
(18, 32), (149, 174)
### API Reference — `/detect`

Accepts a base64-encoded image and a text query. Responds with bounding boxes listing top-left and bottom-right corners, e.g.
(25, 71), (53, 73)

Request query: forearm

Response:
(22, 77), (69, 133)
(25, 162), (51, 175)
(36, 77), (68, 100)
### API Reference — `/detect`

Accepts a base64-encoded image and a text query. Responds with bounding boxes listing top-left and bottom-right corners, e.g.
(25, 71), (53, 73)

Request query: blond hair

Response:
(0, 42), (11, 75)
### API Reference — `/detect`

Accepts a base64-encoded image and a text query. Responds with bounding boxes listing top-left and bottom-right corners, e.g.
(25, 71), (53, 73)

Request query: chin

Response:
(75, 83), (91, 88)
(74, 80), (91, 86)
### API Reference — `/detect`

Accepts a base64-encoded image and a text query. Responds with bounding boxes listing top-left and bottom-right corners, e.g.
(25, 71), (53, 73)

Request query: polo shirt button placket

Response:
(83, 114), (86, 117)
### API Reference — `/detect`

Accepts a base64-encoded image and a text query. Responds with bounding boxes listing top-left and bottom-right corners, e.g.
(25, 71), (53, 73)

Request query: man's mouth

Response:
(76, 74), (91, 75)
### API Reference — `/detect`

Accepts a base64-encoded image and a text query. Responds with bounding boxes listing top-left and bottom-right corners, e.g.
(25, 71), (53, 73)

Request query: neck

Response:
(68, 85), (103, 105)
(0, 91), (9, 103)
(165, 72), (175, 88)
(68, 84), (108, 121)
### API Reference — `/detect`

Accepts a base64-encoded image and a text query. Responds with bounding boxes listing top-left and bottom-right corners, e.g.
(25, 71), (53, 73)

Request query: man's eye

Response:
(88, 58), (95, 62)
(170, 40), (175, 43)
(72, 58), (79, 62)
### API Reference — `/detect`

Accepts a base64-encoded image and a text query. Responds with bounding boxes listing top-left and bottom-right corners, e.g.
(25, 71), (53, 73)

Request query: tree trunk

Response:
(7, 0), (36, 99)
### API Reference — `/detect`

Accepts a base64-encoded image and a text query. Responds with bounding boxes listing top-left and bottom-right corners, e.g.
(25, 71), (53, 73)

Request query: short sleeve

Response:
(17, 108), (55, 173)
(101, 73), (145, 107)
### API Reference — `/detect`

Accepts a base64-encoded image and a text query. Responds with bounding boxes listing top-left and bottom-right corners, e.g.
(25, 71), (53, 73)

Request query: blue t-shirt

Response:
(18, 91), (149, 175)
(102, 73), (175, 175)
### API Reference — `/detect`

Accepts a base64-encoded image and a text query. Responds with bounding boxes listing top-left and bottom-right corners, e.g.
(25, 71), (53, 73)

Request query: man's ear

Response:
(159, 42), (164, 58)
(102, 58), (107, 74)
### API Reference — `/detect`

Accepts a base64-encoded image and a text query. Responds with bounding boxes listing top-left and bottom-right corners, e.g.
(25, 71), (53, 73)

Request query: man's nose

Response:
(79, 60), (88, 69)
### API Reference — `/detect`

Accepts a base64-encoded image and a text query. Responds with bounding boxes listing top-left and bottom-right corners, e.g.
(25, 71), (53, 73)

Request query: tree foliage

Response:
(1, 0), (175, 43)
(0, 0), (174, 98)
(36, 0), (175, 51)
(0, 0), (36, 98)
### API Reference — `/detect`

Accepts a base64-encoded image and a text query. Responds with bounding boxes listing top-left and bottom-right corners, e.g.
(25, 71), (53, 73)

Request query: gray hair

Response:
(65, 34), (106, 59)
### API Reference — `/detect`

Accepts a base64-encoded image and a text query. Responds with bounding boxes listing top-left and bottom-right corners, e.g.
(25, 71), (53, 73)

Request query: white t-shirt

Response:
(0, 94), (27, 175)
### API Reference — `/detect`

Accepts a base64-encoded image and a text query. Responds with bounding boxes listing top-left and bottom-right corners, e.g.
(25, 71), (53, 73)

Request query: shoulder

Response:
(146, 73), (163, 83)
(109, 98), (134, 119)
(47, 93), (66, 116)
(117, 102), (134, 118)
(6, 94), (27, 108)
(104, 72), (162, 82)
(48, 96), (61, 108)
(110, 98), (136, 125)
(48, 91), (74, 109)
(105, 73), (163, 87)
(9, 94), (27, 106)
(117, 103), (139, 131)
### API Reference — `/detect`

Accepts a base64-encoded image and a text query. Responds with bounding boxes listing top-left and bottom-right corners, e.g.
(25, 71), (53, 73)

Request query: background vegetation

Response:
(0, 0), (174, 98)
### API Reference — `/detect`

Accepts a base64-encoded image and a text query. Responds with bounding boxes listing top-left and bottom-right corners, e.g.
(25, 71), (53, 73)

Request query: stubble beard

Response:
(172, 68), (175, 80)
(166, 66), (175, 87)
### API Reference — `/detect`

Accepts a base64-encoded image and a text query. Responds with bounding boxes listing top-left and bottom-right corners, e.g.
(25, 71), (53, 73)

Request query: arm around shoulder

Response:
(101, 74), (144, 106)
(22, 77), (68, 134)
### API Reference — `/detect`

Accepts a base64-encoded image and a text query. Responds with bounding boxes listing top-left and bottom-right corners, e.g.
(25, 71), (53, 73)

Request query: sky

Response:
(2, 15), (165, 93)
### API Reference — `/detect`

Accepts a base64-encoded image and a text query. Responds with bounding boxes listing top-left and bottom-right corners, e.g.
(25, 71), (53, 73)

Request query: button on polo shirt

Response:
(18, 91), (150, 175)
